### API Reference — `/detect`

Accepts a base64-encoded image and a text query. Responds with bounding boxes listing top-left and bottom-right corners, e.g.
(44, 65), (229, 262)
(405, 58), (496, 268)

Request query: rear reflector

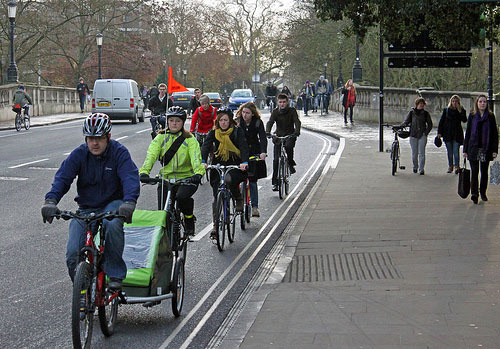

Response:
(92, 98), (95, 108)
(130, 98), (134, 108)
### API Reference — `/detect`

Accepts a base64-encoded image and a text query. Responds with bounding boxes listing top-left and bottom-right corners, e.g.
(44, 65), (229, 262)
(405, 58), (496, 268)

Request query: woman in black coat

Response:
(437, 95), (467, 174)
(201, 108), (249, 236)
(235, 102), (268, 218)
(463, 95), (498, 204)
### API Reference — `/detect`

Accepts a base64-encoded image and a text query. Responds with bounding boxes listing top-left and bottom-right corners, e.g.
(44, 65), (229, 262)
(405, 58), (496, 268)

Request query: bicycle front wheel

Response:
(24, 115), (30, 130)
(228, 198), (236, 243)
(15, 113), (22, 132)
(240, 183), (246, 230)
(214, 193), (225, 251)
(279, 158), (286, 199)
(391, 142), (399, 176)
(72, 262), (94, 349)
(284, 159), (290, 195)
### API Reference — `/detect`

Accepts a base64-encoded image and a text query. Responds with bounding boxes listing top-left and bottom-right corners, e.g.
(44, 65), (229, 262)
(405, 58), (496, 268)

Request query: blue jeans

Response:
(409, 135), (427, 172)
(249, 180), (258, 208)
(302, 97), (311, 115)
(79, 94), (86, 111)
(445, 141), (460, 167)
(66, 200), (126, 281)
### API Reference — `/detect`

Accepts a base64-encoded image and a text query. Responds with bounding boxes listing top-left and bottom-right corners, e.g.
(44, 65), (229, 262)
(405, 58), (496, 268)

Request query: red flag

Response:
(168, 67), (189, 93)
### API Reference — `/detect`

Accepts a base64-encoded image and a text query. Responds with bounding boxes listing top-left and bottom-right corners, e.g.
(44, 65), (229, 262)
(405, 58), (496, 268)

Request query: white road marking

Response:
(29, 166), (59, 170)
(8, 158), (49, 169)
(136, 128), (151, 134)
(115, 135), (128, 141)
(159, 131), (332, 349)
(0, 176), (29, 181)
(63, 152), (71, 155)
(190, 224), (213, 242)
(0, 131), (32, 139)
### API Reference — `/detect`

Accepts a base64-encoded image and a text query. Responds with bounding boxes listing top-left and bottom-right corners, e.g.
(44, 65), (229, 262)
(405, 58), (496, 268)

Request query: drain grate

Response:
(283, 252), (403, 283)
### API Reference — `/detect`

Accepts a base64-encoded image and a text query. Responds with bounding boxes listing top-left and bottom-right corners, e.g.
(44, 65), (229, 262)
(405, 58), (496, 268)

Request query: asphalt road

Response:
(0, 114), (339, 348)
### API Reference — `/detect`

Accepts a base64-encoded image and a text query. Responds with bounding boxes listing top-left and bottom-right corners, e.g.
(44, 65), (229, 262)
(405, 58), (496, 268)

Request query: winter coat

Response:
(463, 112), (499, 162)
(266, 107), (301, 137)
(437, 107), (467, 144)
(201, 126), (249, 166)
(13, 89), (33, 106)
(148, 94), (172, 115)
(401, 108), (433, 138)
(190, 105), (217, 133)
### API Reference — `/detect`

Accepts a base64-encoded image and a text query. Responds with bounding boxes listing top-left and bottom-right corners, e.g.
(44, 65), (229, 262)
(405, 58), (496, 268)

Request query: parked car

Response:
(227, 89), (255, 111)
(205, 92), (223, 109)
(170, 89), (195, 114)
(92, 79), (144, 124)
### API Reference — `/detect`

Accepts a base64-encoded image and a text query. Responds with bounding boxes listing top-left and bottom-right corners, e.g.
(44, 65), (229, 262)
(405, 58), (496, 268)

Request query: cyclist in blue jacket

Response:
(41, 113), (140, 290)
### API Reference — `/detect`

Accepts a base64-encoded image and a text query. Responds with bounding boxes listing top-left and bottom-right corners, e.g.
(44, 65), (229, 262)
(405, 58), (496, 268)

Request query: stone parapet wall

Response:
(0, 83), (90, 122)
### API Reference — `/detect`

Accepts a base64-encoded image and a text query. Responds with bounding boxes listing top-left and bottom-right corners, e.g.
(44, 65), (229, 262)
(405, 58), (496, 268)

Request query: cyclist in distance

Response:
(316, 75), (328, 114)
(265, 81), (278, 110)
(190, 94), (218, 144)
(266, 93), (301, 191)
(41, 113), (140, 290)
(190, 88), (202, 115)
(201, 107), (249, 238)
(235, 102), (268, 217)
(139, 106), (205, 235)
(148, 83), (172, 137)
(12, 85), (32, 118)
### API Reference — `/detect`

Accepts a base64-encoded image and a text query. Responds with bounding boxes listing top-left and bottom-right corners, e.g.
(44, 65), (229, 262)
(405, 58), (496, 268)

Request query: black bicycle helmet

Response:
(397, 130), (410, 139)
(166, 106), (186, 122)
(216, 107), (234, 119)
(83, 113), (112, 136)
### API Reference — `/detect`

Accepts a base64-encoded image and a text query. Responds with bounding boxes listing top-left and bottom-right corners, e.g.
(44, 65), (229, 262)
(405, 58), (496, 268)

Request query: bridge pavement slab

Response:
(228, 111), (500, 348)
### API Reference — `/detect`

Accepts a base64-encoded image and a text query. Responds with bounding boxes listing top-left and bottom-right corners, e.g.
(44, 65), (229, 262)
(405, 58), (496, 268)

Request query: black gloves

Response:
(41, 199), (59, 224)
(140, 173), (150, 182)
(119, 201), (136, 224)
(191, 174), (202, 184)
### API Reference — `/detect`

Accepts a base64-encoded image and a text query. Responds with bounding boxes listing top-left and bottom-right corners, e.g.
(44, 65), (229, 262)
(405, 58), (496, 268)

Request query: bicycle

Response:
(52, 210), (125, 349)
(206, 164), (241, 251)
(239, 156), (260, 230)
(270, 134), (296, 199)
(150, 113), (166, 139)
(318, 94), (328, 116)
(383, 124), (409, 176)
(140, 176), (194, 271)
(266, 96), (276, 112)
(13, 104), (30, 132)
(195, 131), (213, 182)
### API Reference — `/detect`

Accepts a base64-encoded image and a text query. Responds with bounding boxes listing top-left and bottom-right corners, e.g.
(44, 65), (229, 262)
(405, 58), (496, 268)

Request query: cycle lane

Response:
(219, 111), (500, 348)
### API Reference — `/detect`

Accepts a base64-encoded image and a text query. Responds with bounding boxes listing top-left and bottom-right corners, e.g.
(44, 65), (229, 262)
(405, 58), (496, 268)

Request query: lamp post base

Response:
(7, 63), (18, 83)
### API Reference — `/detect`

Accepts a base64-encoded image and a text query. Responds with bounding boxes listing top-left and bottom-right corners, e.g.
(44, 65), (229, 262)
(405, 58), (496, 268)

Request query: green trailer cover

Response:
(122, 210), (169, 287)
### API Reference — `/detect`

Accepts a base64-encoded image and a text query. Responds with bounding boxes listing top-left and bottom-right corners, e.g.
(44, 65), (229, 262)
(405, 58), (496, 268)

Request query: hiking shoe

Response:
(447, 166), (453, 173)
(252, 207), (260, 217)
(108, 278), (122, 291)
(272, 184), (279, 191)
(185, 216), (195, 236)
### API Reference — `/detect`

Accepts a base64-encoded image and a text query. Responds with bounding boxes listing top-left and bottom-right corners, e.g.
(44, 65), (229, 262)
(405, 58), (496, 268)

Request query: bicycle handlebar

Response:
(53, 210), (124, 222)
(140, 176), (195, 186)
(267, 134), (297, 140)
(382, 124), (406, 131)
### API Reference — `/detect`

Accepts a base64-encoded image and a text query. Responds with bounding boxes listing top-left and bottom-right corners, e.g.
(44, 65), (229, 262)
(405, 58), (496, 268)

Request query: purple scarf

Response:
(470, 110), (490, 150)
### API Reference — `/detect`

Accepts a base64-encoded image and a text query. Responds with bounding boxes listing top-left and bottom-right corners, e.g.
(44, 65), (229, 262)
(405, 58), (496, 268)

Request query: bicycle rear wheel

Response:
(391, 142), (399, 176)
(98, 280), (119, 337)
(72, 262), (94, 349)
(228, 198), (236, 243)
(24, 115), (30, 130)
(240, 183), (246, 230)
(214, 193), (225, 251)
(15, 113), (22, 132)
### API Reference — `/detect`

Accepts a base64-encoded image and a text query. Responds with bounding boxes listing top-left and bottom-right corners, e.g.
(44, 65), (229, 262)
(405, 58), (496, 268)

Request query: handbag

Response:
(434, 136), (442, 148)
(458, 159), (471, 199)
(490, 161), (500, 185)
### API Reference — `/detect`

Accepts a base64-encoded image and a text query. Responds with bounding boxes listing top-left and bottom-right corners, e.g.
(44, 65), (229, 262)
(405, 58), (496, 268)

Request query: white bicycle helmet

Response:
(83, 113), (112, 136)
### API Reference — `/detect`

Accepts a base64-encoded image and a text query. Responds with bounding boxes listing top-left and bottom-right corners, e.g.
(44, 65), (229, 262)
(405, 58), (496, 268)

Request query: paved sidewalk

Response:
(222, 110), (500, 348)
(0, 112), (86, 130)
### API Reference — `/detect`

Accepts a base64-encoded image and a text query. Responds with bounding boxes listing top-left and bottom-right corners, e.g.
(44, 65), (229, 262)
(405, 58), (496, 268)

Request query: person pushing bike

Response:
(139, 106), (205, 235)
(41, 113), (140, 291)
(266, 93), (301, 192)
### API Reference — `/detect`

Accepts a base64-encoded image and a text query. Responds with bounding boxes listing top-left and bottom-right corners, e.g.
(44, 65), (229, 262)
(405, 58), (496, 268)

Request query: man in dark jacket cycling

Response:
(12, 85), (33, 118)
(41, 113), (140, 290)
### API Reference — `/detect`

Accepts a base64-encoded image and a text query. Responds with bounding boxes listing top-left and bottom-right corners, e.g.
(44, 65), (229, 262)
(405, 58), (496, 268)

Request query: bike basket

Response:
(122, 210), (171, 288)
(397, 130), (410, 139)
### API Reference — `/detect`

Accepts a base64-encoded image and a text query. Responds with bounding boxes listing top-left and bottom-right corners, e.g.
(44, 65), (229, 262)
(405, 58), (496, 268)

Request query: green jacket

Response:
(139, 129), (205, 180)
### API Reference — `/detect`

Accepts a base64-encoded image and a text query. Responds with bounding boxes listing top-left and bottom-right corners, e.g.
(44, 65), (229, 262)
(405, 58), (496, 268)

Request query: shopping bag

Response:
(458, 160), (470, 199)
(490, 161), (500, 185)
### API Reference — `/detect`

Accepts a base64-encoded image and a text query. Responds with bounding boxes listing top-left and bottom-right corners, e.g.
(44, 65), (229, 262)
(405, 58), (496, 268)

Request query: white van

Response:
(92, 79), (145, 124)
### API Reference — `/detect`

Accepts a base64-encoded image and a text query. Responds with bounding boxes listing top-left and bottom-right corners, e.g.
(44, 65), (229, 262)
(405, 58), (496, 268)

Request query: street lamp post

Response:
(7, 0), (18, 83)
(96, 33), (103, 79)
(352, 35), (363, 83)
(182, 69), (187, 86)
(336, 31), (344, 89)
(323, 62), (327, 78)
(201, 75), (205, 93)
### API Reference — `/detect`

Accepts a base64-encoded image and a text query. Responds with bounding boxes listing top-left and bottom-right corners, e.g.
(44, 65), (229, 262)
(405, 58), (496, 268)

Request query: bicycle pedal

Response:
(400, 166), (406, 170)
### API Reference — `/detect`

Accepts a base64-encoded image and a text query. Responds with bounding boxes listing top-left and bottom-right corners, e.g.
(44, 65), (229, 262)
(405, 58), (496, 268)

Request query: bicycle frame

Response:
(209, 164), (240, 223)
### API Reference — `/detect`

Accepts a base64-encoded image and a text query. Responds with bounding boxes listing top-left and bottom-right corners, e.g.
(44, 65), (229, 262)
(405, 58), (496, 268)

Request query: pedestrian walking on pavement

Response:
(76, 77), (90, 113)
(437, 95), (467, 174)
(463, 95), (498, 204)
(299, 80), (314, 116)
(342, 79), (356, 124)
(401, 97), (433, 175)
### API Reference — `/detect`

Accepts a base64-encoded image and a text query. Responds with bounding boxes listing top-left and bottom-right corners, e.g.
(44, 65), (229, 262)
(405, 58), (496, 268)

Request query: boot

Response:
(447, 166), (453, 173)
(184, 215), (195, 235)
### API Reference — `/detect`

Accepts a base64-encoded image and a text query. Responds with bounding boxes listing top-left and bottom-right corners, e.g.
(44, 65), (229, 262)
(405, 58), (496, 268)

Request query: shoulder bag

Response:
(160, 134), (185, 166)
